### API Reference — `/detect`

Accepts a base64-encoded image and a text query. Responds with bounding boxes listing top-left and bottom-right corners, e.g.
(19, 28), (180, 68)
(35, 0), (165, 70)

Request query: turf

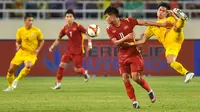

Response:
(0, 76), (199, 112)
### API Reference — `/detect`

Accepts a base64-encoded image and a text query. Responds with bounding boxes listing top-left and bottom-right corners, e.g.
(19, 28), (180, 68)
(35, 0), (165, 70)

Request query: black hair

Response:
(104, 6), (119, 17)
(24, 14), (33, 20)
(65, 9), (75, 17)
(158, 2), (170, 10)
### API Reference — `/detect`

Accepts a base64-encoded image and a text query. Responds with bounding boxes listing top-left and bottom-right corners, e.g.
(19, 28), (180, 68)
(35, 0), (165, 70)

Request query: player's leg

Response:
(13, 55), (37, 89)
(3, 64), (19, 91)
(130, 55), (156, 103)
(51, 62), (68, 89)
(51, 53), (70, 89)
(131, 72), (156, 103)
(172, 8), (187, 32)
(74, 67), (89, 82)
(3, 51), (23, 91)
(120, 64), (139, 109)
(166, 48), (194, 83)
(173, 8), (188, 21)
(73, 54), (89, 82)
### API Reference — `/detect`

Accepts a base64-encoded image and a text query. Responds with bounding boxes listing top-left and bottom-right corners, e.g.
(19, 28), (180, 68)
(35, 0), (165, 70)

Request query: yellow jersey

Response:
(16, 26), (43, 52)
(144, 16), (184, 48)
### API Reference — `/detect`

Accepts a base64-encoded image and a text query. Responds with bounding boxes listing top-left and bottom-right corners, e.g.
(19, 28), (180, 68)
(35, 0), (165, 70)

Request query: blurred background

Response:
(0, 0), (200, 19)
(0, 0), (199, 77)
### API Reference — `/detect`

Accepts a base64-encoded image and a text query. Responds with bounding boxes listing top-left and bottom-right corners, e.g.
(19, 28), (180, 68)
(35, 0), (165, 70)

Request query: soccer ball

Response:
(87, 24), (100, 38)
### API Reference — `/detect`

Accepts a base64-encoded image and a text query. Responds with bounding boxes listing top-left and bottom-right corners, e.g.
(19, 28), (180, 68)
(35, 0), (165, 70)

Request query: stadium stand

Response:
(0, 0), (199, 19)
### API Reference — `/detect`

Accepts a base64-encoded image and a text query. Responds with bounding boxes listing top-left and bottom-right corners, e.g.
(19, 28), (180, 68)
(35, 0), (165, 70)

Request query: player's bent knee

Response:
(131, 72), (139, 82)
(74, 67), (79, 72)
(166, 58), (174, 64)
(59, 62), (67, 68)
(25, 64), (33, 69)
(166, 54), (176, 64)
(167, 60), (173, 64)
(25, 61), (34, 69)
(122, 73), (129, 82)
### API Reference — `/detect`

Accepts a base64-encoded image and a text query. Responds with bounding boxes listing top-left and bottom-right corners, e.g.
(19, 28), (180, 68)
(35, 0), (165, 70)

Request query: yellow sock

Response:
(6, 72), (15, 87)
(175, 19), (186, 29)
(15, 67), (31, 81)
(170, 61), (188, 75)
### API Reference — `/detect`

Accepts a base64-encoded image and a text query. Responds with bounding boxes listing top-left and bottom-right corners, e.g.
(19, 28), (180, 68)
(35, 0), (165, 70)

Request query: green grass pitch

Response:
(0, 76), (200, 112)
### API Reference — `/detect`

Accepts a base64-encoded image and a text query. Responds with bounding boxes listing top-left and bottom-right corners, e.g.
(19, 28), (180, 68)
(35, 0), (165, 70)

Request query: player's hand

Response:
(16, 45), (21, 51)
(124, 42), (135, 46)
(35, 49), (39, 55)
(16, 44), (21, 51)
(49, 46), (54, 52)
(87, 42), (92, 51)
(167, 10), (178, 19)
(167, 10), (173, 16)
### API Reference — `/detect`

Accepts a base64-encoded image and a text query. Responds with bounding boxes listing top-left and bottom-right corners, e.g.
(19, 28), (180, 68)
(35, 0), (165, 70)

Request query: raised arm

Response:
(133, 34), (150, 45)
(124, 34), (150, 46)
(111, 32), (135, 46)
(137, 19), (173, 27)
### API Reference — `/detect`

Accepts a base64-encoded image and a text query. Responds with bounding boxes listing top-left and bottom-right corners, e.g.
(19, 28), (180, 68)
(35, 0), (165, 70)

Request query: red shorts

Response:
(61, 52), (84, 68)
(119, 55), (144, 74)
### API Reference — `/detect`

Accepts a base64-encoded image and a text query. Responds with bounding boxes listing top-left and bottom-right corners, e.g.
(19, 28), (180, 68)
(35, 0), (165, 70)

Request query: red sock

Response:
(77, 67), (85, 75)
(138, 77), (151, 92)
(56, 67), (64, 83)
(124, 81), (136, 102)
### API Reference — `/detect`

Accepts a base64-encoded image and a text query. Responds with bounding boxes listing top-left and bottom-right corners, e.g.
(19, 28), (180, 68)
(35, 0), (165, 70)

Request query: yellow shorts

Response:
(164, 25), (184, 57)
(165, 45), (181, 57)
(11, 49), (37, 66)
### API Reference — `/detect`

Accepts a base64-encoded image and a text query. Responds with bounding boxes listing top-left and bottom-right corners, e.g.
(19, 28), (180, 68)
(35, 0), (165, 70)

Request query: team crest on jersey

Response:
(124, 25), (129, 30)
(30, 33), (34, 36)
(65, 29), (68, 33)
(73, 28), (76, 31)
(112, 30), (116, 33)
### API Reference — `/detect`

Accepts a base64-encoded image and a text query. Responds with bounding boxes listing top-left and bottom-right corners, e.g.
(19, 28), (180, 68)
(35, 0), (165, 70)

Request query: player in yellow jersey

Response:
(3, 15), (44, 92)
(125, 2), (194, 83)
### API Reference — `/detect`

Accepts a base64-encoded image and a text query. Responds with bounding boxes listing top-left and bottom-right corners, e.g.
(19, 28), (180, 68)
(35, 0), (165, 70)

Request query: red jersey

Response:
(106, 18), (140, 62)
(59, 22), (86, 54)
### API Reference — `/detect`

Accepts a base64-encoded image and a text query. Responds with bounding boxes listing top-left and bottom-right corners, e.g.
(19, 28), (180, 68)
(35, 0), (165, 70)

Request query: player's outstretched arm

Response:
(134, 34), (149, 45)
(111, 32), (135, 46)
(137, 19), (173, 27)
(125, 34), (150, 46)
(49, 38), (61, 52)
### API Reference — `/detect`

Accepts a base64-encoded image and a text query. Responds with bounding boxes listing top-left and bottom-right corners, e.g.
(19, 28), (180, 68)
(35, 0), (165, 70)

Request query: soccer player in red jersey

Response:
(49, 9), (92, 89)
(104, 6), (164, 108)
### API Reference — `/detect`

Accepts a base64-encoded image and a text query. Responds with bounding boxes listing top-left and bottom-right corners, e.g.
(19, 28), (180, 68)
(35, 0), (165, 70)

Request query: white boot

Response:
(84, 70), (90, 82)
(3, 87), (14, 92)
(12, 80), (19, 89)
(132, 101), (140, 109)
(51, 82), (61, 90)
(184, 72), (194, 83)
